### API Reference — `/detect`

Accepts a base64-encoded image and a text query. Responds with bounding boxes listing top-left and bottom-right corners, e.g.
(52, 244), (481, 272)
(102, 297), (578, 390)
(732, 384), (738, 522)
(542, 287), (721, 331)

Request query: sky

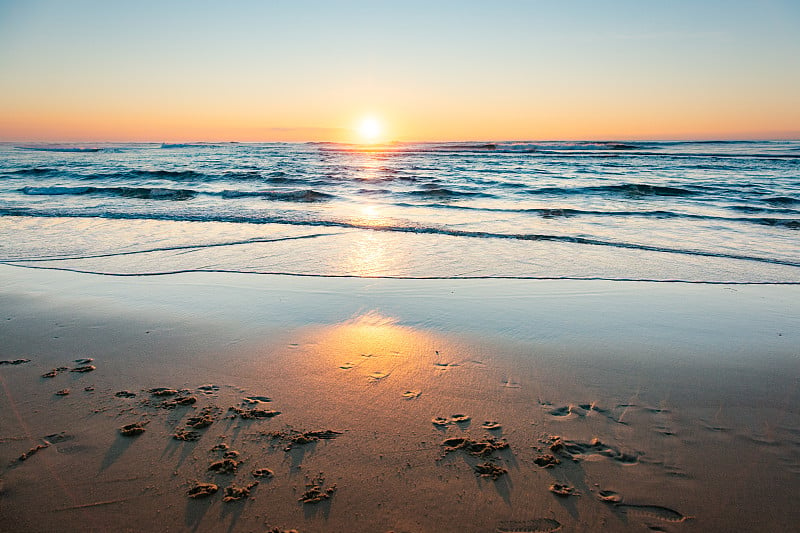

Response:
(0, 0), (798, 142)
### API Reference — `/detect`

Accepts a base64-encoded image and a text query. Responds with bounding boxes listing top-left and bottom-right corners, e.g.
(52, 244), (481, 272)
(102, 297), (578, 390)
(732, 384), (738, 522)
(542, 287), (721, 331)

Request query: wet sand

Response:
(1, 266), (799, 532)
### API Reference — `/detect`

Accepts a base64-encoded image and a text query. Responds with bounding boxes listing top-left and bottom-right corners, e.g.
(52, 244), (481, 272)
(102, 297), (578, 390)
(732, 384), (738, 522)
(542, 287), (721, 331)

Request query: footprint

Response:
(243, 396), (271, 404)
(402, 390), (421, 399)
(549, 436), (640, 464)
(596, 489), (623, 503)
(495, 518), (562, 532)
(369, 371), (389, 381)
(339, 362), (354, 370)
(451, 414), (471, 425)
(481, 421), (502, 431)
(617, 504), (690, 523)
(501, 379), (521, 389)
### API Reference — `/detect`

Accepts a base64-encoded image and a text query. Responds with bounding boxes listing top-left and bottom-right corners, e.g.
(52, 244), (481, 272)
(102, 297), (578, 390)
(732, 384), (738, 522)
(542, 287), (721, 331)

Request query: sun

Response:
(357, 116), (382, 143)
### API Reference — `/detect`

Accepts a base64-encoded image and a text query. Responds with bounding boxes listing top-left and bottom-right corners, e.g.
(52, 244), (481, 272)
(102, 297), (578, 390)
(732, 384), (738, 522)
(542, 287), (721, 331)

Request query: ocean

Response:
(1, 140), (798, 283)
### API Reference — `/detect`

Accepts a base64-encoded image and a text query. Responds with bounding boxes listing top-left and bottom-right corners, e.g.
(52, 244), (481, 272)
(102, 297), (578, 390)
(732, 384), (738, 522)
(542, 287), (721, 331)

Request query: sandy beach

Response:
(1, 265), (798, 532)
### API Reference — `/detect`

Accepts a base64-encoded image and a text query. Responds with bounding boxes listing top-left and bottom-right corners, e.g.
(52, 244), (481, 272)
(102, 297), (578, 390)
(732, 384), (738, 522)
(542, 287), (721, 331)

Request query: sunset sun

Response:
(357, 116), (382, 143)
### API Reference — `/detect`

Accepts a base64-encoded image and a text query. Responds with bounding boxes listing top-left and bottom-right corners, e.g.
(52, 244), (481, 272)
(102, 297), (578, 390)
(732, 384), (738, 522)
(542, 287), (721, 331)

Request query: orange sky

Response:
(1, 1), (798, 142)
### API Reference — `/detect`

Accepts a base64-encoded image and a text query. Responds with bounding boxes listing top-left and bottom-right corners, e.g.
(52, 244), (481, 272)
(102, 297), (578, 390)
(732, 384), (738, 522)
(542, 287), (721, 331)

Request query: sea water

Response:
(1, 141), (798, 283)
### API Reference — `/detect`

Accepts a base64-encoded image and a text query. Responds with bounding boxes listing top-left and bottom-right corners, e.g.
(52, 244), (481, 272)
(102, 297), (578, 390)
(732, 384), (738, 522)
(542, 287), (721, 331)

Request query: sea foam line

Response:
(1, 262), (798, 285)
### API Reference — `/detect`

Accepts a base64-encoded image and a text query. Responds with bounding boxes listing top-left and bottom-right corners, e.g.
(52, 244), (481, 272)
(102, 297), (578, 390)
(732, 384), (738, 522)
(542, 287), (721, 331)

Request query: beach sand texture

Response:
(1, 267), (798, 532)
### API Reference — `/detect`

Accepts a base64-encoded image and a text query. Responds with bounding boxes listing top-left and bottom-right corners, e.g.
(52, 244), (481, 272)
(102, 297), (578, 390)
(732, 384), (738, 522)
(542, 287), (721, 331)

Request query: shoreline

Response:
(1, 266), (799, 532)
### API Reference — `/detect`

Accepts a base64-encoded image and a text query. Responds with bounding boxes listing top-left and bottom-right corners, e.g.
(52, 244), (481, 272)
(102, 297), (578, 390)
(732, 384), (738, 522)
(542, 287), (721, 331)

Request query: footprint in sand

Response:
(616, 504), (690, 523)
(546, 402), (626, 424)
(242, 396), (271, 404)
(402, 390), (421, 399)
(339, 362), (355, 370)
(368, 371), (389, 381)
(481, 421), (502, 431)
(451, 414), (471, 425)
(501, 379), (521, 389)
(433, 362), (460, 372)
(495, 518), (562, 532)
(548, 436), (639, 464)
(432, 414), (471, 427)
(596, 489), (623, 503)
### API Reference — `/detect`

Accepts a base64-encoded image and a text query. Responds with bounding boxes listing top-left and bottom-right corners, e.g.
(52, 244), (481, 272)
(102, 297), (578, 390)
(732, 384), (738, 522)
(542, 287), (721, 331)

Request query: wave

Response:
(4, 167), (59, 176)
(525, 183), (697, 197)
(3, 262), (797, 285)
(763, 196), (799, 205)
(397, 203), (800, 228)
(406, 187), (490, 199)
(218, 189), (334, 201)
(321, 141), (643, 154)
(2, 208), (798, 268)
(14, 145), (102, 153)
(19, 185), (335, 202)
(21, 186), (197, 200)
(22, 168), (304, 183)
(160, 143), (219, 149)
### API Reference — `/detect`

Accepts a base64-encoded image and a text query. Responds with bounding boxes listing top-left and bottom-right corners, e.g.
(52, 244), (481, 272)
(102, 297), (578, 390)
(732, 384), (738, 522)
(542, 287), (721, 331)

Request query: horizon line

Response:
(2, 137), (799, 144)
